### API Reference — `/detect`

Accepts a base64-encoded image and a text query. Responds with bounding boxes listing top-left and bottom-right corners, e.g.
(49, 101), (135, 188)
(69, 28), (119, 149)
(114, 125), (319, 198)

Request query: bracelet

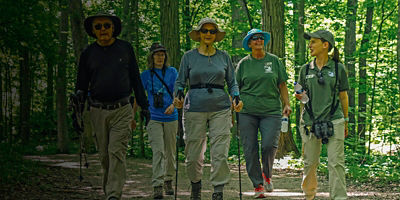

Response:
(344, 117), (349, 122)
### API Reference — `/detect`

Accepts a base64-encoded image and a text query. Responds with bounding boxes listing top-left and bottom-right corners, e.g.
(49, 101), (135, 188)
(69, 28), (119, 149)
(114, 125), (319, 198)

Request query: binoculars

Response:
(311, 120), (334, 144)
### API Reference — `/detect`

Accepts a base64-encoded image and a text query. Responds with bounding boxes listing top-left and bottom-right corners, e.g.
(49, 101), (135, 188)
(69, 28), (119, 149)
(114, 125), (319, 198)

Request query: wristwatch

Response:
(344, 117), (349, 122)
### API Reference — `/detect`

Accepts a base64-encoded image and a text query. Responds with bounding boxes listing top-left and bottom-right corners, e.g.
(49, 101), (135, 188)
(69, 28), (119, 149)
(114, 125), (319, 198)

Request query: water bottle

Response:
(281, 116), (289, 133)
(294, 82), (309, 104)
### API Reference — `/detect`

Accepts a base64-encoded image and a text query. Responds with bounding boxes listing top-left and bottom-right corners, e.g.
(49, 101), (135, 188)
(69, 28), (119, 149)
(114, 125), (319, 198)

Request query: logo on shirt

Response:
(328, 71), (335, 77)
(264, 62), (273, 73)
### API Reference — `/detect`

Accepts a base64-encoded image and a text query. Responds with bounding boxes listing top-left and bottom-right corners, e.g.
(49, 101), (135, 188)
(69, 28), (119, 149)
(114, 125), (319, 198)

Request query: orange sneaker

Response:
(262, 172), (274, 192)
(254, 184), (265, 198)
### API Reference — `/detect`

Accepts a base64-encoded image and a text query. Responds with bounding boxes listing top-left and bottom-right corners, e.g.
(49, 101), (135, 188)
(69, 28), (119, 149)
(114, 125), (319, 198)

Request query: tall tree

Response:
(56, 0), (69, 153)
(19, 47), (31, 143)
(262, 0), (299, 157)
(293, 0), (306, 147)
(70, 0), (87, 62)
(160, 0), (180, 68)
(345, 0), (358, 137)
(358, 0), (374, 153)
(231, 0), (247, 66)
(398, 0), (400, 92)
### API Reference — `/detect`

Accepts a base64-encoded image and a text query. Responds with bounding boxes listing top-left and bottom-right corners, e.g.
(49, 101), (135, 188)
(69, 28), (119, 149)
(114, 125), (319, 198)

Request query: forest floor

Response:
(1, 153), (399, 200)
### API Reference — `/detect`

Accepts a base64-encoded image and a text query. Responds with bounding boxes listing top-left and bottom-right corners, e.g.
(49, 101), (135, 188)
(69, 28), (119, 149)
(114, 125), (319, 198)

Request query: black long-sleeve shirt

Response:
(75, 39), (148, 109)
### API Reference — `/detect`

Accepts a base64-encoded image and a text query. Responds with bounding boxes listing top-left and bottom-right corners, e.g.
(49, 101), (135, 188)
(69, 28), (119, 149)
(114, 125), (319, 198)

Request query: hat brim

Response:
(84, 14), (121, 38)
(304, 32), (321, 40)
(189, 29), (226, 42)
(242, 32), (271, 51)
(151, 47), (167, 53)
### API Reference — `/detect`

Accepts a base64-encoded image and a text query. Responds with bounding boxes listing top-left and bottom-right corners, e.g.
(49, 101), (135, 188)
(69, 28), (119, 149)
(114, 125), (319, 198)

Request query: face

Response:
(199, 23), (217, 45)
(92, 17), (114, 42)
(153, 51), (166, 67)
(308, 38), (329, 57)
(248, 33), (265, 51)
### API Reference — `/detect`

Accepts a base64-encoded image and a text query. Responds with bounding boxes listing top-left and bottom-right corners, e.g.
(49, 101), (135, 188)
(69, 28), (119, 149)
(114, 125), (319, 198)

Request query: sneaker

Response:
(164, 180), (174, 195)
(153, 186), (163, 199)
(262, 172), (274, 192)
(190, 181), (201, 200)
(254, 184), (265, 198)
(212, 192), (223, 200)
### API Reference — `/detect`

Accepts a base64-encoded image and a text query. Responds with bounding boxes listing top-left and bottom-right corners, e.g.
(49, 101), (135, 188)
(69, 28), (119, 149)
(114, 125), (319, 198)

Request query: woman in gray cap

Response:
(236, 29), (291, 198)
(173, 17), (243, 200)
(296, 30), (349, 200)
(141, 43), (178, 199)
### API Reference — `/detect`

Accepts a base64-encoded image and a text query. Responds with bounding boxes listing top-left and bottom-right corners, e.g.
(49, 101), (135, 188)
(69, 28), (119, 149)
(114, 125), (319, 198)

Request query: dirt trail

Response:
(9, 154), (398, 200)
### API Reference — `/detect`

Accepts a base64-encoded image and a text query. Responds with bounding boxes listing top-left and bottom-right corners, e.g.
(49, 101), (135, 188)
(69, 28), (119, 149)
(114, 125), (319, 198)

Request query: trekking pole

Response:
(234, 97), (243, 200)
(175, 90), (184, 200)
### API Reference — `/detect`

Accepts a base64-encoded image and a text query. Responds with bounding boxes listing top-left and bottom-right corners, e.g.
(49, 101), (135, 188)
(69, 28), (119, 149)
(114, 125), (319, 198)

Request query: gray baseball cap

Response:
(304, 30), (335, 48)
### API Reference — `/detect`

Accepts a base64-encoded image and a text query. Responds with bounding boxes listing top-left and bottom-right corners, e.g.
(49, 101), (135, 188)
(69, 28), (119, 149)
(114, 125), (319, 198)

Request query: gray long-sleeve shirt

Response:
(174, 48), (239, 112)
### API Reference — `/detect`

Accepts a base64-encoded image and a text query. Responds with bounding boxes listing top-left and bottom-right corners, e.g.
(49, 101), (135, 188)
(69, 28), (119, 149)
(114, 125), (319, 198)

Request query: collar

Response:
(310, 58), (334, 70)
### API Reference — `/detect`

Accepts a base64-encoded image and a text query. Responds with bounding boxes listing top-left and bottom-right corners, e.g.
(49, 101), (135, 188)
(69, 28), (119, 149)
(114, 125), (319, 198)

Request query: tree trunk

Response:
(57, 0), (69, 153)
(398, 0), (400, 92)
(19, 48), (31, 144)
(294, 0), (306, 149)
(358, 0), (374, 153)
(231, 0), (247, 66)
(160, 0), (180, 68)
(344, 0), (358, 137)
(0, 62), (3, 139)
(184, 0), (191, 51)
(46, 59), (54, 121)
(262, 0), (299, 158)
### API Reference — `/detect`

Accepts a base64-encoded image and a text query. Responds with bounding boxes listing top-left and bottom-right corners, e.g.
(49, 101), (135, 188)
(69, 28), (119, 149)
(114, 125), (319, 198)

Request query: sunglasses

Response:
(316, 71), (325, 85)
(199, 29), (218, 34)
(94, 23), (112, 30)
(251, 35), (265, 41)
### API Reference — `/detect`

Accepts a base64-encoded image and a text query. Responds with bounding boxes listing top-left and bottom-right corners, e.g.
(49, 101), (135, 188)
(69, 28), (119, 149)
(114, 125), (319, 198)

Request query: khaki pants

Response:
(183, 109), (232, 187)
(90, 104), (133, 200)
(147, 120), (178, 187)
(301, 118), (347, 200)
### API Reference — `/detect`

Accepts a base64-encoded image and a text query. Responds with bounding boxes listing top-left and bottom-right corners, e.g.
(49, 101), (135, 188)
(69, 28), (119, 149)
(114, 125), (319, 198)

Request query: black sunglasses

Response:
(199, 29), (218, 34)
(94, 23), (112, 30)
(251, 35), (265, 41)
(316, 71), (325, 85)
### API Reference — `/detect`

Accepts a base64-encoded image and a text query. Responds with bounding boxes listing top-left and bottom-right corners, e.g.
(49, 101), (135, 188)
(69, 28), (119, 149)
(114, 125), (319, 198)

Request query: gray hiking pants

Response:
(238, 113), (281, 188)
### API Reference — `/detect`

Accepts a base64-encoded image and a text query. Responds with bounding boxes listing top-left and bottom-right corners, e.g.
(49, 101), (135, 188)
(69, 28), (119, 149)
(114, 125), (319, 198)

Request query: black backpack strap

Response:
(151, 68), (174, 99)
(329, 61), (339, 115)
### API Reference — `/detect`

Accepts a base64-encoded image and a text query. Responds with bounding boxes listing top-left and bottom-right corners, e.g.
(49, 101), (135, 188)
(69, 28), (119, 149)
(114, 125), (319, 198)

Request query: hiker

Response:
(296, 30), (349, 200)
(173, 17), (243, 200)
(75, 12), (150, 200)
(235, 29), (291, 198)
(140, 43), (178, 199)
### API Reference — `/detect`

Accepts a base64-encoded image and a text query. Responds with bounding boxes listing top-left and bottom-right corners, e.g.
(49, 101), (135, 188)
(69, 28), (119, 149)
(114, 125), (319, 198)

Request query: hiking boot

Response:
(212, 192), (223, 200)
(154, 186), (163, 199)
(164, 180), (174, 195)
(254, 184), (265, 198)
(262, 172), (274, 192)
(190, 181), (201, 200)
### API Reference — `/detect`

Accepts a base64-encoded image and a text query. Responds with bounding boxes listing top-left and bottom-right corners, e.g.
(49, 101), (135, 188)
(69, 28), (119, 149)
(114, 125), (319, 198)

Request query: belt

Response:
(190, 83), (224, 93)
(90, 97), (130, 110)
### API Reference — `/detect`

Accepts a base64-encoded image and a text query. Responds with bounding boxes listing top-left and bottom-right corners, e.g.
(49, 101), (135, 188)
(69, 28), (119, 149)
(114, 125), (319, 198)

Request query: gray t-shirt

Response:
(174, 48), (239, 112)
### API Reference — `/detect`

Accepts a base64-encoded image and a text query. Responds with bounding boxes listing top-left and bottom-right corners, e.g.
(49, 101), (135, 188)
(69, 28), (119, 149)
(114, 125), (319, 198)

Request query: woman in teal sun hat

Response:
(236, 28), (291, 198)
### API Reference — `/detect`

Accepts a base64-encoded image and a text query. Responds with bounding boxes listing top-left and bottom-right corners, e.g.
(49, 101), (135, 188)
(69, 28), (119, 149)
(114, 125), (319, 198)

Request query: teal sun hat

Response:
(242, 29), (271, 51)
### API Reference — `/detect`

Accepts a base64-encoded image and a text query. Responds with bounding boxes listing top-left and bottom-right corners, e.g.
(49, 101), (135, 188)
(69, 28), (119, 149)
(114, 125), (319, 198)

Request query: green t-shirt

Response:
(298, 59), (349, 125)
(236, 53), (288, 116)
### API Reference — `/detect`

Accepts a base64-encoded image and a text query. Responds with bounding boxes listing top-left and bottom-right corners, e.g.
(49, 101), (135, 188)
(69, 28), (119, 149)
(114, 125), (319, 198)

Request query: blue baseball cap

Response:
(242, 29), (271, 51)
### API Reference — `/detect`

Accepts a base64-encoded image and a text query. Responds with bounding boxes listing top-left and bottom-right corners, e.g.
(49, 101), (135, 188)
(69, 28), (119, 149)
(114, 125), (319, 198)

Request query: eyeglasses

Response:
(251, 35), (265, 41)
(94, 23), (112, 30)
(199, 29), (218, 34)
(316, 71), (325, 85)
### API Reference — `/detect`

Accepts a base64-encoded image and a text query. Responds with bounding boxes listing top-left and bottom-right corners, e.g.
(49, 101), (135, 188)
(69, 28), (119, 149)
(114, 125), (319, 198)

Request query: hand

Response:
(282, 104), (292, 116)
(164, 104), (175, 115)
(295, 91), (306, 101)
(232, 96), (243, 112)
(140, 109), (151, 126)
(344, 121), (348, 138)
(130, 119), (137, 130)
(173, 97), (184, 109)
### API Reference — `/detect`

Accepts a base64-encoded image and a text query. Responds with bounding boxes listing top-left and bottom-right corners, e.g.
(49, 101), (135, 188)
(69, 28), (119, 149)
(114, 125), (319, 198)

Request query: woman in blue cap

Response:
(236, 29), (291, 198)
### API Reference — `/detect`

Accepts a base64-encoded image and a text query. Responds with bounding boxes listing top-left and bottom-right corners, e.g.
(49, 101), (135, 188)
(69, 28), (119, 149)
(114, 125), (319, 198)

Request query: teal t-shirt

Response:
(236, 53), (288, 116)
(298, 59), (349, 125)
